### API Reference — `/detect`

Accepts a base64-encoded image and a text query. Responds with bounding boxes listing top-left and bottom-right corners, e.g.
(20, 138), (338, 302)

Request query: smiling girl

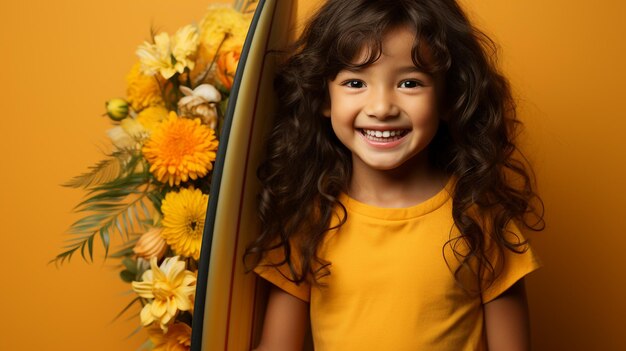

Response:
(245, 0), (544, 350)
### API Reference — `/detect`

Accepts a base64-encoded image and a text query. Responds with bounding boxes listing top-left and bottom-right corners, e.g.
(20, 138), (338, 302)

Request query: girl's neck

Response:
(348, 152), (447, 208)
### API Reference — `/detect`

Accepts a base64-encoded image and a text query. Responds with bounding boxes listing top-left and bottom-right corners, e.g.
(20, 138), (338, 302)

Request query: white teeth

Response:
(361, 129), (407, 142)
(362, 129), (405, 137)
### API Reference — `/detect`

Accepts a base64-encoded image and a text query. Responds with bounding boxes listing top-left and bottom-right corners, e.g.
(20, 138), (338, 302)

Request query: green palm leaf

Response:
(112, 296), (143, 323)
(52, 171), (164, 265)
(62, 150), (139, 189)
(109, 238), (139, 259)
(62, 157), (122, 189)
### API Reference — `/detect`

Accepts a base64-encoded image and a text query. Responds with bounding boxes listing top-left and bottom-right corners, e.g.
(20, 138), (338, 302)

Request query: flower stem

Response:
(193, 32), (232, 86)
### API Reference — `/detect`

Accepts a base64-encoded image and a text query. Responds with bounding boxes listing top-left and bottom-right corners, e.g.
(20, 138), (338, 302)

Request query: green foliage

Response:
(61, 150), (139, 189)
(111, 295), (143, 323)
(136, 338), (154, 351)
(52, 157), (165, 265)
(120, 270), (137, 283)
(110, 237), (140, 258)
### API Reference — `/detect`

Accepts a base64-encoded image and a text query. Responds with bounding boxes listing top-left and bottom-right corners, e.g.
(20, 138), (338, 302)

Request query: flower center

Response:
(186, 215), (204, 238)
(153, 281), (174, 300)
(165, 129), (196, 159)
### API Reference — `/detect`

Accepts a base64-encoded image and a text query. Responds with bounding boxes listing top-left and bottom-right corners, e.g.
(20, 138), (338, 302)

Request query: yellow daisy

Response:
(142, 111), (218, 186)
(148, 323), (191, 351)
(126, 62), (164, 112)
(160, 187), (208, 260)
(132, 256), (196, 330)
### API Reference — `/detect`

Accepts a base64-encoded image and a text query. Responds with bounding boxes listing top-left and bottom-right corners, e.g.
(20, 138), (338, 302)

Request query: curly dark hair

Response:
(244, 0), (544, 293)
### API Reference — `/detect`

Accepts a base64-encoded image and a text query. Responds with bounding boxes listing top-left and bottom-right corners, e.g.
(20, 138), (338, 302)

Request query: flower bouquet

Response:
(54, 1), (257, 349)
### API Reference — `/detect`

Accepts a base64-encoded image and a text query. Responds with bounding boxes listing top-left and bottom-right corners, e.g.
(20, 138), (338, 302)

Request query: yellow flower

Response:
(132, 256), (196, 330)
(136, 106), (168, 134)
(172, 25), (200, 74)
(126, 63), (164, 112)
(148, 323), (191, 351)
(134, 227), (168, 260)
(161, 187), (208, 260)
(136, 25), (199, 79)
(142, 111), (218, 186)
(191, 6), (250, 83)
(215, 49), (241, 90)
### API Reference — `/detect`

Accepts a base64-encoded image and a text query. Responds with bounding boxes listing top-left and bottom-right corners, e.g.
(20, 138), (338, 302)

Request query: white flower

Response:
(177, 84), (222, 128)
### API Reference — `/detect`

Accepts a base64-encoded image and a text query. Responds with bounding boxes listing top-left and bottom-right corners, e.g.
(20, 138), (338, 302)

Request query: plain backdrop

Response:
(1, 0), (624, 350)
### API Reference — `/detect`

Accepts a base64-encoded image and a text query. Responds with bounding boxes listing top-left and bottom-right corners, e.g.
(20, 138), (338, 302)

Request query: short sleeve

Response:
(481, 222), (542, 303)
(253, 240), (311, 303)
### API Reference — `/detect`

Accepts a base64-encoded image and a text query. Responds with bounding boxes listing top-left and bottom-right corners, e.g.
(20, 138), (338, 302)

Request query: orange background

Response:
(1, 0), (624, 350)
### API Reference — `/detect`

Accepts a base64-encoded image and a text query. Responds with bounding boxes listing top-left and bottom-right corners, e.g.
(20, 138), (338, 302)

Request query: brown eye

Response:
(399, 80), (423, 88)
(343, 80), (365, 88)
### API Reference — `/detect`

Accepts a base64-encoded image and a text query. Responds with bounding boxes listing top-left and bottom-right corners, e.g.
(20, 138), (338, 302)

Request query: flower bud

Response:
(133, 227), (168, 260)
(106, 98), (129, 121)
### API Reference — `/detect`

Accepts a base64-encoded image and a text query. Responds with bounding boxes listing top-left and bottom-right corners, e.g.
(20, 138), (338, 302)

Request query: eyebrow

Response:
(340, 65), (432, 76)
(340, 66), (365, 73)
(396, 66), (433, 76)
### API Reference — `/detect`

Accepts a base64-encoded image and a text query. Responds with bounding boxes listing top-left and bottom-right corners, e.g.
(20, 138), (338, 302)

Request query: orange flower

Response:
(142, 111), (218, 186)
(148, 322), (192, 351)
(215, 49), (241, 90)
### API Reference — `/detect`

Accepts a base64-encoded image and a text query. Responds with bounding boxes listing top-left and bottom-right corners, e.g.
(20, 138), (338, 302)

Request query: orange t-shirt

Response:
(254, 181), (541, 350)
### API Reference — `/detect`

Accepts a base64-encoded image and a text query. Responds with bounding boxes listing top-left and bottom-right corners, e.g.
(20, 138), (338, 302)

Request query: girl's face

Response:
(324, 26), (442, 174)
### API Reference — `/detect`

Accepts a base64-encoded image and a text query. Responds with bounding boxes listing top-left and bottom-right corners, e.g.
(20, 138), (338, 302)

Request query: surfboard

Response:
(190, 0), (310, 349)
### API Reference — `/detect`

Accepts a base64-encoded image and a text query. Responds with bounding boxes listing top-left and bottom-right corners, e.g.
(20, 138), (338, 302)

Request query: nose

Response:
(364, 88), (399, 120)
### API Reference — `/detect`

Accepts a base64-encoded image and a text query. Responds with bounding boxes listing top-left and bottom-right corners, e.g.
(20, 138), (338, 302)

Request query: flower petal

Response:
(140, 304), (155, 326)
(173, 290), (191, 311)
(151, 300), (167, 318)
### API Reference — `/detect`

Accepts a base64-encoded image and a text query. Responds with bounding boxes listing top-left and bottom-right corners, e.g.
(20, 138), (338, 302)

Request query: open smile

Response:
(359, 128), (410, 142)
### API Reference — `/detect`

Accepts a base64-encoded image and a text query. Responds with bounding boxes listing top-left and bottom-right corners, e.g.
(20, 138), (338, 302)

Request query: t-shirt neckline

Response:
(338, 177), (454, 220)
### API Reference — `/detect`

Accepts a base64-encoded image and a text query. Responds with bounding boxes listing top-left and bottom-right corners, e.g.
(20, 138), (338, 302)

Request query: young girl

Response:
(245, 0), (544, 350)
